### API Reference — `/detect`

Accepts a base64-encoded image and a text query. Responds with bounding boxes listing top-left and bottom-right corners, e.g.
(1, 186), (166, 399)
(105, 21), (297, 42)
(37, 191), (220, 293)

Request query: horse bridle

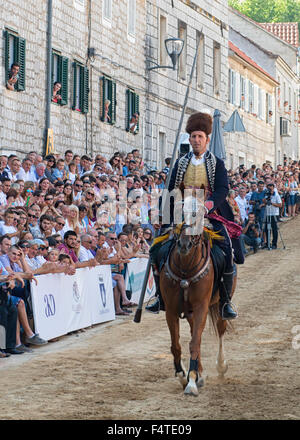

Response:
(165, 225), (211, 286)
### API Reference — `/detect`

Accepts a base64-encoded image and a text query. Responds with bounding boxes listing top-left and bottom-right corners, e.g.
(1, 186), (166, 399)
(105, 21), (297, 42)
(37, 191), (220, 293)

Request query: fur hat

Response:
(186, 112), (212, 136)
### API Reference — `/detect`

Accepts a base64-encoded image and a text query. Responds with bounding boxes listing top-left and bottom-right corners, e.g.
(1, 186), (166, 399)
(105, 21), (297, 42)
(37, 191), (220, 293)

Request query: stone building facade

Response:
(228, 7), (300, 164)
(0, 0), (146, 158)
(225, 35), (278, 169)
(144, 0), (230, 169)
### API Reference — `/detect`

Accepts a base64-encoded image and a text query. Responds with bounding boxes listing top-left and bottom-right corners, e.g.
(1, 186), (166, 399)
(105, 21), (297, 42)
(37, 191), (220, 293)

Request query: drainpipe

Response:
(45, 0), (53, 155)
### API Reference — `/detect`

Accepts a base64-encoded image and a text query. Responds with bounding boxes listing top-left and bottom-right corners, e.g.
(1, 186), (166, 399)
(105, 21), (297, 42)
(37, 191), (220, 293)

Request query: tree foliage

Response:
(229, 0), (300, 24)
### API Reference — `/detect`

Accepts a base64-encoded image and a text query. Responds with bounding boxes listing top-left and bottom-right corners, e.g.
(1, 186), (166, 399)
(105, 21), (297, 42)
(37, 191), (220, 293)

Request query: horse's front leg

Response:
(184, 304), (209, 396)
(165, 309), (187, 389)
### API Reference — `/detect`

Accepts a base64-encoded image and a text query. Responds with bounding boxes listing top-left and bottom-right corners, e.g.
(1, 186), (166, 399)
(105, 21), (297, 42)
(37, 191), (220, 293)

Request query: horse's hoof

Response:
(216, 360), (228, 377)
(176, 371), (188, 389)
(196, 376), (204, 388)
(184, 382), (199, 396)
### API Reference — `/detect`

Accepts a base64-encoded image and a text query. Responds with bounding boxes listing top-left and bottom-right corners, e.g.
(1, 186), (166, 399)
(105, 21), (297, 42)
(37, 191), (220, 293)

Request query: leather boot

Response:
(145, 275), (165, 314)
(219, 272), (237, 320)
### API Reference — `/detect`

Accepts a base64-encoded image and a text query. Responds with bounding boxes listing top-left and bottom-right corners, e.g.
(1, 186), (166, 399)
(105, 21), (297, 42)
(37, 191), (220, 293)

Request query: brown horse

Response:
(159, 221), (237, 396)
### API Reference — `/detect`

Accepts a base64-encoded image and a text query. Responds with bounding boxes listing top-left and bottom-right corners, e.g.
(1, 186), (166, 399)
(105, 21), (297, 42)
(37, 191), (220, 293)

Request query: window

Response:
(213, 42), (221, 95)
(51, 51), (68, 105)
(100, 76), (116, 124)
(196, 31), (205, 90)
(74, 0), (85, 11)
(159, 14), (167, 66)
(128, 0), (136, 38)
(266, 93), (273, 123)
(240, 76), (245, 109)
(178, 20), (187, 81)
(126, 89), (139, 134)
(248, 81), (254, 113)
(159, 131), (166, 169)
(228, 69), (235, 104)
(4, 30), (26, 91)
(103, 0), (112, 24)
(72, 62), (89, 114)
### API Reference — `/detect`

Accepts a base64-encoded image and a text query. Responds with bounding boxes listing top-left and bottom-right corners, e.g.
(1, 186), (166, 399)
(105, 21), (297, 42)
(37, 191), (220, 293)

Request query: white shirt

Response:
(25, 255), (47, 270)
(235, 195), (248, 223)
(191, 153), (205, 165)
(0, 192), (7, 206)
(266, 193), (282, 216)
(78, 246), (94, 262)
(16, 168), (36, 182)
(0, 224), (18, 244)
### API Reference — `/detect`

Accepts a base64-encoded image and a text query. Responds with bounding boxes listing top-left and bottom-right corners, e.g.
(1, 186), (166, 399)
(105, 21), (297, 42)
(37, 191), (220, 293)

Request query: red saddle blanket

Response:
(207, 213), (243, 239)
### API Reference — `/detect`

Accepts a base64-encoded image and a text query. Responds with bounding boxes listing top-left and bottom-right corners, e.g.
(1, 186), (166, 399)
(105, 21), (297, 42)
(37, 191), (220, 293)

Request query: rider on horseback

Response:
(146, 111), (244, 320)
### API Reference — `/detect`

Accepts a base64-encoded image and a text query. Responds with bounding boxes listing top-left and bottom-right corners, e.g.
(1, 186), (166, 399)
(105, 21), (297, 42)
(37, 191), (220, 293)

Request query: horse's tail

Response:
(208, 302), (220, 336)
(208, 300), (234, 336)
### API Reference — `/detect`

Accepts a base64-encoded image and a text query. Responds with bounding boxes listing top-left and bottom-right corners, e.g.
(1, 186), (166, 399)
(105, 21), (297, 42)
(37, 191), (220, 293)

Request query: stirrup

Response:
(220, 301), (238, 320)
(145, 297), (160, 314)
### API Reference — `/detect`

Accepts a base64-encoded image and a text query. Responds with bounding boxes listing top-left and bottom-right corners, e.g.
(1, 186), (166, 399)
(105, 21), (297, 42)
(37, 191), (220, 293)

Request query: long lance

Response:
(134, 34), (201, 323)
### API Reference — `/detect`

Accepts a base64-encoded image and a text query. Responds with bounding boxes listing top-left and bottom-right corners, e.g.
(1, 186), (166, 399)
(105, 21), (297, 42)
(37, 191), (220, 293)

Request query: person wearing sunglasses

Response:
(53, 215), (66, 238)
(78, 234), (95, 262)
(73, 178), (83, 202)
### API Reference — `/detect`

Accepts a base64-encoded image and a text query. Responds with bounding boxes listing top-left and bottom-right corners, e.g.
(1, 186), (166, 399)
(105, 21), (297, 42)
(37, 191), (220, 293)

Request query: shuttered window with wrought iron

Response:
(100, 76), (116, 124)
(52, 51), (68, 105)
(4, 30), (26, 91)
(126, 89), (139, 133)
(72, 61), (89, 114)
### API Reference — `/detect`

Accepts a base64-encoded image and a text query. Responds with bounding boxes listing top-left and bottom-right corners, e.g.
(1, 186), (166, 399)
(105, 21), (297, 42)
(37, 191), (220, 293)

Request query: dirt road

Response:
(0, 217), (299, 420)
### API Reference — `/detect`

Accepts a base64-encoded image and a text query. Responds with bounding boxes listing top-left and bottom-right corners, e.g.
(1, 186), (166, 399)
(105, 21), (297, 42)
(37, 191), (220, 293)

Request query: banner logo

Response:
(44, 294), (56, 317)
(99, 276), (106, 308)
(73, 281), (80, 303)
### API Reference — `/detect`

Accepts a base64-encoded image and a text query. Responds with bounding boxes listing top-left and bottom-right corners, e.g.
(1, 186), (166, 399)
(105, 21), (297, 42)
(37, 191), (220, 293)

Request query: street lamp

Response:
(147, 37), (184, 71)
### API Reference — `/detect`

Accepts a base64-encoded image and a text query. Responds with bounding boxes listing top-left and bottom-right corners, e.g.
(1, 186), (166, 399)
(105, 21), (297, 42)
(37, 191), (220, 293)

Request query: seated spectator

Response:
(52, 159), (66, 182)
(57, 230), (97, 269)
(78, 234), (95, 262)
(0, 209), (21, 244)
(240, 213), (262, 255)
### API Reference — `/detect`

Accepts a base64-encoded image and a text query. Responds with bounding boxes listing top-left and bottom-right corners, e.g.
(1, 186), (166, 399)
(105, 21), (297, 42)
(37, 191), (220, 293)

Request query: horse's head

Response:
(175, 195), (207, 255)
(176, 224), (195, 255)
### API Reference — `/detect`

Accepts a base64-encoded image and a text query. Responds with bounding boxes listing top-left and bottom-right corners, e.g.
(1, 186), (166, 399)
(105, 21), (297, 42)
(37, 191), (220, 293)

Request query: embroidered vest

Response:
(183, 162), (208, 189)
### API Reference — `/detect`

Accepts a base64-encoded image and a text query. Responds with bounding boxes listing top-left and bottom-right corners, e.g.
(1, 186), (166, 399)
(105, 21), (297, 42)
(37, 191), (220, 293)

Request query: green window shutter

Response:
(100, 76), (107, 121)
(4, 30), (10, 83)
(60, 56), (68, 106)
(16, 37), (26, 91)
(110, 80), (116, 124)
(126, 89), (131, 131)
(72, 62), (77, 110)
(134, 93), (139, 133)
(81, 66), (89, 114)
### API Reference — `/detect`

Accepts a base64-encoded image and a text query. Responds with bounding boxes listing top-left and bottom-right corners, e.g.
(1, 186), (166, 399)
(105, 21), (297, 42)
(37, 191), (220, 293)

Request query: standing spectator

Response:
(262, 183), (282, 249)
(227, 189), (242, 224)
(235, 187), (248, 226)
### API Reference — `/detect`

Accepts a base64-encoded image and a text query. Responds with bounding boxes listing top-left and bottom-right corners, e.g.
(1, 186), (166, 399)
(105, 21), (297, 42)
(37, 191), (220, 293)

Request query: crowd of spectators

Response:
(0, 147), (299, 358)
(227, 161), (300, 252)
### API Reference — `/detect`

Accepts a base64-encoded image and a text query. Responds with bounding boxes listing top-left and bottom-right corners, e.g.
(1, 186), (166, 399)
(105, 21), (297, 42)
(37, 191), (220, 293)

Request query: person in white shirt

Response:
(10, 158), (22, 183)
(16, 158), (35, 182)
(0, 208), (20, 244)
(235, 187), (248, 226)
(78, 234), (95, 262)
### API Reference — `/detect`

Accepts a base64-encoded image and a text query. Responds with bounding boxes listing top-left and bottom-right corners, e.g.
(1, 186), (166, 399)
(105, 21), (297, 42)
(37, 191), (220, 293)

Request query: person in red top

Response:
(58, 230), (97, 269)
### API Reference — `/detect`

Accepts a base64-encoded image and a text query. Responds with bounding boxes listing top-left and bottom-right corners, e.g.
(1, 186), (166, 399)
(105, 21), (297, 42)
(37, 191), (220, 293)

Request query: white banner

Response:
(125, 258), (155, 304)
(30, 265), (115, 341)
